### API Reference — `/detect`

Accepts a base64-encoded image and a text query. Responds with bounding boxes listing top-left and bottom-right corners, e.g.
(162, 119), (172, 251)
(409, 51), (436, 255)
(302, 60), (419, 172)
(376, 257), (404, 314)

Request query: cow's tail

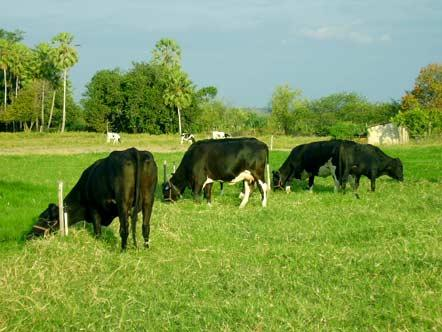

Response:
(265, 147), (271, 193)
(131, 150), (142, 244)
(338, 143), (346, 192)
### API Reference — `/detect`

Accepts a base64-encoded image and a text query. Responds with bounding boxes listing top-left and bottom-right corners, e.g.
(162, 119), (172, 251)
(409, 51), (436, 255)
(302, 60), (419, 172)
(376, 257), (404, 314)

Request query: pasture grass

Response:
(0, 134), (441, 330)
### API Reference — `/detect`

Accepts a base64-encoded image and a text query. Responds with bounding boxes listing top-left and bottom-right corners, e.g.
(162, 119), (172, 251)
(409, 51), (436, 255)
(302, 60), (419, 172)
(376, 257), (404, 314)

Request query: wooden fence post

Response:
(270, 135), (274, 151)
(64, 212), (68, 236)
(163, 160), (167, 184)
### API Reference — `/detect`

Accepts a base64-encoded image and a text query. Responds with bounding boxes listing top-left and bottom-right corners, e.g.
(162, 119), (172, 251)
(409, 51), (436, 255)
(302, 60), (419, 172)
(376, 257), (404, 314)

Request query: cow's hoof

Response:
(144, 242), (149, 249)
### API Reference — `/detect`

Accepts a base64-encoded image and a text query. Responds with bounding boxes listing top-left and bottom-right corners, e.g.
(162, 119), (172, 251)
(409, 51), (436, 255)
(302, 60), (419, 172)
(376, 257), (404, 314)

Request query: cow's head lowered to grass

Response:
(162, 180), (181, 202)
(31, 203), (60, 236)
(386, 158), (404, 182)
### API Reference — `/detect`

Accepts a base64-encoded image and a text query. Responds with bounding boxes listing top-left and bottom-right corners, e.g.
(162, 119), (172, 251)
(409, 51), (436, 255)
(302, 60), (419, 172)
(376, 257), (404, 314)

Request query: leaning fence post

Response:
(270, 135), (274, 151)
(58, 181), (65, 236)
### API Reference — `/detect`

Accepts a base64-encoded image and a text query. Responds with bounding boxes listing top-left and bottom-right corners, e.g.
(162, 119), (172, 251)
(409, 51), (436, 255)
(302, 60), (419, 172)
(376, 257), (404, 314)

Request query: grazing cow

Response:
(273, 140), (356, 192)
(339, 142), (404, 194)
(106, 132), (121, 144)
(163, 137), (269, 208)
(212, 131), (230, 139)
(32, 148), (157, 250)
(180, 133), (196, 144)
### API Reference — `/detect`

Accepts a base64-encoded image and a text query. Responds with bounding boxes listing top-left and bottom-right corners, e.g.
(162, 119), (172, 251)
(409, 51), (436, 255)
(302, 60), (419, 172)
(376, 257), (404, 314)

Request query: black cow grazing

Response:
(272, 140), (356, 192)
(163, 137), (269, 208)
(339, 143), (404, 193)
(33, 148), (158, 250)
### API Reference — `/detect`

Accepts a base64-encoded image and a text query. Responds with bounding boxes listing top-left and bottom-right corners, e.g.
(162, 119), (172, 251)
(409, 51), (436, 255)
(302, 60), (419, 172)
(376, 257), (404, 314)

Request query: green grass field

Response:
(0, 134), (441, 330)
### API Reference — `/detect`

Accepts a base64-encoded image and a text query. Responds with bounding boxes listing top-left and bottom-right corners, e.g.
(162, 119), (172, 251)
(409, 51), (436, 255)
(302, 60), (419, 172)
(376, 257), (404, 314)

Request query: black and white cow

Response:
(339, 142), (404, 193)
(163, 137), (269, 208)
(212, 131), (230, 139)
(33, 148), (158, 250)
(106, 132), (121, 144)
(272, 140), (356, 192)
(180, 133), (196, 144)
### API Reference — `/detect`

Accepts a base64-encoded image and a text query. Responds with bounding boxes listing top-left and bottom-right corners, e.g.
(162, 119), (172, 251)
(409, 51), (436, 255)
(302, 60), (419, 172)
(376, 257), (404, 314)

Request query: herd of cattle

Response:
(33, 137), (403, 249)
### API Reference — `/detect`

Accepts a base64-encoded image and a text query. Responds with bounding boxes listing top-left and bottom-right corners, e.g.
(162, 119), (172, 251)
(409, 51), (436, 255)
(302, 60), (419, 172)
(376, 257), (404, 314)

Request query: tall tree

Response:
(35, 42), (59, 131)
(151, 38), (181, 68)
(9, 42), (33, 98)
(51, 32), (78, 132)
(163, 68), (193, 137)
(401, 63), (442, 111)
(151, 38), (193, 138)
(270, 84), (301, 135)
(0, 39), (13, 110)
(0, 29), (24, 111)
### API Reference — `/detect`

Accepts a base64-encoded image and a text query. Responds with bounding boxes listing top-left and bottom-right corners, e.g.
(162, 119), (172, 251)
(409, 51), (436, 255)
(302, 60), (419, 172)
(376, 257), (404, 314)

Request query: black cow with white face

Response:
(339, 142), (404, 193)
(163, 137), (269, 208)
(272, 140), (356, 192)
(33, 148), (157, 250)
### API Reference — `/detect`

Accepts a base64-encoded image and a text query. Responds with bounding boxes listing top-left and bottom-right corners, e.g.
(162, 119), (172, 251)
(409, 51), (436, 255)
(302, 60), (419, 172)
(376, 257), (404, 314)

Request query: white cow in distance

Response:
(212, 131), (230, 139)
(106, 132), (121, 144)
(180, 133), (196, 144)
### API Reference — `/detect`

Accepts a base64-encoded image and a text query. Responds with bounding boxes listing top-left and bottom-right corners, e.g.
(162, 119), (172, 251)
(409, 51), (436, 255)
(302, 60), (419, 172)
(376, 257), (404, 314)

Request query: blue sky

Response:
(2, 0), (442, 107)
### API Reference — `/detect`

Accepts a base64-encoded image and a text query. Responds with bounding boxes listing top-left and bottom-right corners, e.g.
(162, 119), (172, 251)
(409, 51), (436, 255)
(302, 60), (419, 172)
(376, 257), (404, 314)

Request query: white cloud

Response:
(301, 24), (390, 44)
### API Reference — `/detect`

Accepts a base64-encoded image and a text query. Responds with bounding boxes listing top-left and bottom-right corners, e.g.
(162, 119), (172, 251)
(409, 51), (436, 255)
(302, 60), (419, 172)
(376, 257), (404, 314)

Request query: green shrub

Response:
(329, 121), (363, 139)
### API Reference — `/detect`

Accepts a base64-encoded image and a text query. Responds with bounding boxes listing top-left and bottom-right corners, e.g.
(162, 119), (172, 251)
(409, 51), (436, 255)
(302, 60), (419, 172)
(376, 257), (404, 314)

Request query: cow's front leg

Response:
(91, 210), (102, 238)
(308, 176), (315, 193)
(203, 182), (213, 205)
(370, 177), (376, 192)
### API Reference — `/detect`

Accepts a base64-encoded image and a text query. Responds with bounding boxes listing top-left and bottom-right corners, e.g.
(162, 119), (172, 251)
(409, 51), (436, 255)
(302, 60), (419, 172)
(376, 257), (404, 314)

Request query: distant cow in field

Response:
(273, 140), (355, 193)
(33, 148), (158, 250)
(212, 131), (230, 139)
(106, 132), (121, 144)
(339, 142), (404, 194)
(163, 137), (269, 208)
(180, 133), (196, 144)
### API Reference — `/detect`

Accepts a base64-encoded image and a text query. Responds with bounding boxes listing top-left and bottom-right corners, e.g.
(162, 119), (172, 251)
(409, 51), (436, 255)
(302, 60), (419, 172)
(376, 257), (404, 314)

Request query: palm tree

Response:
(151, 38), (181, 68)
(151, 38), (193, 139)
(0, 39), (13, 111)
(163, 68), (193, 139)
(51, 32), (78, 132)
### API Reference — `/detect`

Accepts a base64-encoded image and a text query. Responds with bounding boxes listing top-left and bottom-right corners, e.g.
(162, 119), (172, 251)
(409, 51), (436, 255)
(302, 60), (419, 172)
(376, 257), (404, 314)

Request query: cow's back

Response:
(180, 137), (268, 181)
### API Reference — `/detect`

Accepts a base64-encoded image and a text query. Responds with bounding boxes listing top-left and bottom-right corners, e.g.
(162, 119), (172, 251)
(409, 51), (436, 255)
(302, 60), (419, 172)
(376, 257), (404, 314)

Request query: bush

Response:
(329, 121), (364, 139)
(392, 107), (442, 138)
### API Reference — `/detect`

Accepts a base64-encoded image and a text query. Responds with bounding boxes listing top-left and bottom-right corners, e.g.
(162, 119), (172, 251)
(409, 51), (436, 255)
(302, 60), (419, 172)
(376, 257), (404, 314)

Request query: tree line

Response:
(0, 29), (79, 132)
(1, 28), (441, 138)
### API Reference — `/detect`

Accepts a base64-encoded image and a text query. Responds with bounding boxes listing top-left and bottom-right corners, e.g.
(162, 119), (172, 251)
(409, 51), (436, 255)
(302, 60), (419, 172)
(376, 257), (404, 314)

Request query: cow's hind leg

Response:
(257, 179), (268, 207)
(117, 202), (130, 250)
(131, 210), (138, 248)
(239, 181), (251, 208)
(142, 194), (155, 248)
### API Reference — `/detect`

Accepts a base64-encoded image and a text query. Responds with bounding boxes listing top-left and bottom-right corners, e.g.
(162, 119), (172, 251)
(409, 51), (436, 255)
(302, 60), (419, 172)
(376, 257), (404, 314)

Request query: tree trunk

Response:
(15, 77), (19, 98)
(3, 67), (6, 111)
(40, 82), (45, 132)
(61, 69), (67, 133)
(48, 90), (56, 129)
(177, 106), (182, 139)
